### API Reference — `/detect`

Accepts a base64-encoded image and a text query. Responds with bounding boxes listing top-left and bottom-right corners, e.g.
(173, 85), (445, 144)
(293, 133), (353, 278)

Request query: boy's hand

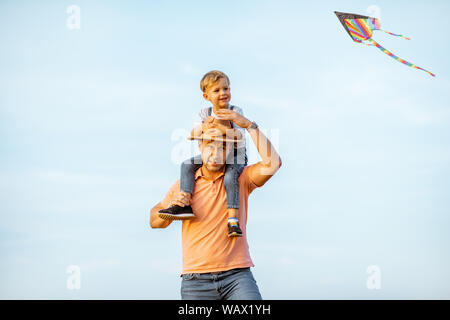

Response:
(169, 191), (191, 207)
(215, 109), (252, 129)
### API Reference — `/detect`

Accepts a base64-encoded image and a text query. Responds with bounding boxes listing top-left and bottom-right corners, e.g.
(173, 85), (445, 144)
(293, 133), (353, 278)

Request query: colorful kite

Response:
(334, 11), (435, 77)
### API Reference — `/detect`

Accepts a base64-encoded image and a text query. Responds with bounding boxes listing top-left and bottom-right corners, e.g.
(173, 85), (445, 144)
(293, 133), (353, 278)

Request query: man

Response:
(150, 108), (282, 300)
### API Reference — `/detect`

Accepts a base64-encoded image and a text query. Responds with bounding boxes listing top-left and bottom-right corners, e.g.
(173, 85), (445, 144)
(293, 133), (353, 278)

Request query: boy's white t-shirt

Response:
(194, 104), (246, 149)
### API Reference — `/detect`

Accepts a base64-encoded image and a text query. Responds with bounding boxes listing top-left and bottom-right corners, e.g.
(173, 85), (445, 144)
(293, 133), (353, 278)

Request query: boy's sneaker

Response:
(228, 221), (243, 237)
(158, 205), (195, 220)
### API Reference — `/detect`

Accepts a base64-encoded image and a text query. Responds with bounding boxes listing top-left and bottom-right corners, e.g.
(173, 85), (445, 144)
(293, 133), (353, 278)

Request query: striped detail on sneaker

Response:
(228, 217), (239, 226)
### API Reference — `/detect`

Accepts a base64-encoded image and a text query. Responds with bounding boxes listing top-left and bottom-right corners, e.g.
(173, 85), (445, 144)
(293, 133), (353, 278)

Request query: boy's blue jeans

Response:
(180, 147), (248, 209)
(180, 267), (262, 300)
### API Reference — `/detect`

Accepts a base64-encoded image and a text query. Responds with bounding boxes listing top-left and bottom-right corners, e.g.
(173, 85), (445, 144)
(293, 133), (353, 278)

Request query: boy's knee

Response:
(181, 161), (189, 170)
(181, 161), (195, 174)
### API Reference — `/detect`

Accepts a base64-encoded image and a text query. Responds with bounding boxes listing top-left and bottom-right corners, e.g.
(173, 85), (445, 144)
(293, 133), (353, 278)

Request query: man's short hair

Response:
(200, 70), (230, 93)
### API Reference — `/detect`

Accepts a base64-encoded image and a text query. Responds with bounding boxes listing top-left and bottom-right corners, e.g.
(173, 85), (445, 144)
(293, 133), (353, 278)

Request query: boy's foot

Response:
(227, 219), (243, 237)
(158, 205), (195, 220)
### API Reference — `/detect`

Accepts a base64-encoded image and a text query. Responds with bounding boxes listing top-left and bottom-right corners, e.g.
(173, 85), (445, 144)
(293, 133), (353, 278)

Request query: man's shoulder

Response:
(168, 179), (181, 193)
(238, 165), (253, 181)
(160, 179), (181, 208)
(238, 165), (260, 194)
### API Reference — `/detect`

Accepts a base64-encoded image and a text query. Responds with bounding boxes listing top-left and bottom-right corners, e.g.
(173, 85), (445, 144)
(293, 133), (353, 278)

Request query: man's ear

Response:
(202, 92), (209, 101)
(198, 141), (202, 151)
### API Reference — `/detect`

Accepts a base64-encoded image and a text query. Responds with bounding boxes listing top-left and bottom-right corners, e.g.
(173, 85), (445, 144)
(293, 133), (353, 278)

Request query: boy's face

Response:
(203, 77), (231, 108)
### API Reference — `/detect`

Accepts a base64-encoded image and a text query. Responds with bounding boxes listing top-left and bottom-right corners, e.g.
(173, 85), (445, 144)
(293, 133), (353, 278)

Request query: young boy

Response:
(158, 70), (248, 237)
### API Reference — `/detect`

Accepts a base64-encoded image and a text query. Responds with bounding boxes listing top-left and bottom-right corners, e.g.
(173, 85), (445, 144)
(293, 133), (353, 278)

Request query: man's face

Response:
(203, 77), (231, 108)
(199, 140), (232, 172)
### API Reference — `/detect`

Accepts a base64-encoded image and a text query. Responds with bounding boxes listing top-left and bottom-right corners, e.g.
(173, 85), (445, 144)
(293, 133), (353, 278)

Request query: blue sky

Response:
(1, 0), (449, 299)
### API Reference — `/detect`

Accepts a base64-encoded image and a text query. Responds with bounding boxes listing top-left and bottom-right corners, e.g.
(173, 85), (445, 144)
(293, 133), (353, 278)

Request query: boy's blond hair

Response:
(200, 70), (230, 92)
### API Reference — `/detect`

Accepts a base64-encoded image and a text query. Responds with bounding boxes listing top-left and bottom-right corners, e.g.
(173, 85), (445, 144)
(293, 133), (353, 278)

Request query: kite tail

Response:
(380, 29), (411, 40)
(353, 39), (374, 47)
(366, 38), (435, 77)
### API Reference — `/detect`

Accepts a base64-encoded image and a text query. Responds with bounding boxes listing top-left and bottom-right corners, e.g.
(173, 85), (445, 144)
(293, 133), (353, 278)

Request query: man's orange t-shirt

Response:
(160, 165), (262, 274)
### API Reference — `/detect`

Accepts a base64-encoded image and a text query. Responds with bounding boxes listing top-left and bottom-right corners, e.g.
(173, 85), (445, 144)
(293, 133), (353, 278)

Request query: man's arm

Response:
(246, 124), (282, 187)
(215, 109), (282, 187)
(149, 184), (191, 229)
(150, 202), (172, 229)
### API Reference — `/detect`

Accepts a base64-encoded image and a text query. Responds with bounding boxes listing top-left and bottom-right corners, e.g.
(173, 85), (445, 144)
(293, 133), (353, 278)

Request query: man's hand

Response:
(215, 109), (252, 129)
(150, 191), (191, 229)
(169, 191), (191, 207)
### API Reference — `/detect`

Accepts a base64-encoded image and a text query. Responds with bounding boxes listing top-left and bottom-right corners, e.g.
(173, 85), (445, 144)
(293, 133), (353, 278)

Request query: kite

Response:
(334, 11), (435, 77)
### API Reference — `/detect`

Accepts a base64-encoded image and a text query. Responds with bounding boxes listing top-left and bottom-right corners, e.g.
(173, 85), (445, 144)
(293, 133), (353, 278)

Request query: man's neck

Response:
(200, 165), (226, 181)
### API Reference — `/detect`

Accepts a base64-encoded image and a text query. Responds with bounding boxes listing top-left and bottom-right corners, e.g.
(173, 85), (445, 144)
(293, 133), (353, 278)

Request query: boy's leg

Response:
(235, 146), (247, 166)
(224, 147), (247, 209)
(180, 154), (203, 194)
(224, 164), (245, 209)
(158, 155), (202, 220)
(224, 162), (245, 237)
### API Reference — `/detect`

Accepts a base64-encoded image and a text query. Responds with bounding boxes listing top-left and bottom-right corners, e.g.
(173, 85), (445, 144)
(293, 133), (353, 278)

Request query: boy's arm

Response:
(191, 124), (203, 138)
(234, 107), (247, 149)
